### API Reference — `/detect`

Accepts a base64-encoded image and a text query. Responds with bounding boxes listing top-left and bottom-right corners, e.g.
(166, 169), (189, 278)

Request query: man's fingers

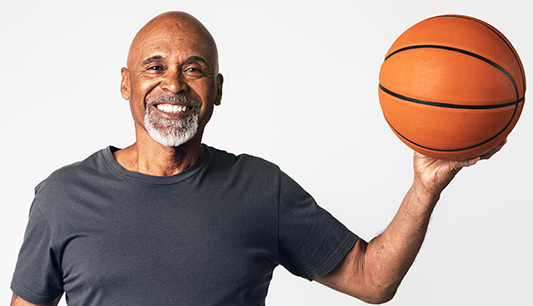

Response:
(480, 139), (507, 160)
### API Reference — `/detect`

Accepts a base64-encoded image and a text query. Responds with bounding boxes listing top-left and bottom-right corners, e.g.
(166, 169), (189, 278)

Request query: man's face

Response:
(121, 15), (223, 147)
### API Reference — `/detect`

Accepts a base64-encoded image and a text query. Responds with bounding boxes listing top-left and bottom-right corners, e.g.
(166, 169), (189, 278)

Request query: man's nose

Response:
(160, 69), (188, 93)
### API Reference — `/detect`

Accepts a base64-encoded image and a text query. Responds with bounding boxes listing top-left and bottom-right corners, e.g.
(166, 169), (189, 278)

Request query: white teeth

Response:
(156, 104), (189, 114)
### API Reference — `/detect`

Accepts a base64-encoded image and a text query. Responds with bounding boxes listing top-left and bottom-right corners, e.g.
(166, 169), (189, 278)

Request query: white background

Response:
(1, 0), (532, 305)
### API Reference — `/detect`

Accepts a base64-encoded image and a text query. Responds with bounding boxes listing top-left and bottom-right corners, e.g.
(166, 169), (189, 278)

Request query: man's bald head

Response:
(127, 11), (219, 74)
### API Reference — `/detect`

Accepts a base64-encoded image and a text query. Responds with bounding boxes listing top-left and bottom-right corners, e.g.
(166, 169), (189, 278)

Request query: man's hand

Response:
(413, 140), (507, 201)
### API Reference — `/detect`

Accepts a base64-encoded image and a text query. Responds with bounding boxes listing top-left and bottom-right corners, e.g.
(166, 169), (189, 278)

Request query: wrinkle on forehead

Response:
(127, 11), (219, 73)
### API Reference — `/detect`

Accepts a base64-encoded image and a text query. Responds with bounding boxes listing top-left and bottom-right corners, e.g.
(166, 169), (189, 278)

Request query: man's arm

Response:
(10, 293), (62, 306)
(314, 143), (505, 304)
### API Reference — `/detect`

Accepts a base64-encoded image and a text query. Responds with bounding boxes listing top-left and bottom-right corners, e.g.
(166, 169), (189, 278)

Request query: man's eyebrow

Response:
(140, 55), (210, 67)
(185, 56), (209, 66)
(141, 55), (164, 65)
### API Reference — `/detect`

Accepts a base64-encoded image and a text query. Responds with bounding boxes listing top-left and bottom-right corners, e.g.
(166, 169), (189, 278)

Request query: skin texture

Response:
(10, 11), (504, 306)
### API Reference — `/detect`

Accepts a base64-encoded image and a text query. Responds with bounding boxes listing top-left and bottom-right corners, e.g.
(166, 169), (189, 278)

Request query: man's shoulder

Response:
(36, 147), (111, 193)
(204, 144), (280, 173)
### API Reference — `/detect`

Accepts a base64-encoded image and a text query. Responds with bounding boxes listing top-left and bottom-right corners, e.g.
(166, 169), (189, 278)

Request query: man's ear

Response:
(120, 67), (130, 100)
(215, 73), (224, 106)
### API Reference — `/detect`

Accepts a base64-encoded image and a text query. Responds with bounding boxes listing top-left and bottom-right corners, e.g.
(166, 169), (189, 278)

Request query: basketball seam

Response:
(384, 101), (519, 153)
(430, 15), (526, 93)
(384, 44), (519, 100)
(378, 84), (524, 110)
(380, 83), (523, 152)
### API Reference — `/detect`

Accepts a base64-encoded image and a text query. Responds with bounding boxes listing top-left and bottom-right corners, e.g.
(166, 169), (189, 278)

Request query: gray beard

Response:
(144, 95), (200, 147)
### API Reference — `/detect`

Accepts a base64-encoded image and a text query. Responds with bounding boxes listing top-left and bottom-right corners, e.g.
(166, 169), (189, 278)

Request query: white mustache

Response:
(148, 95), (200, 112)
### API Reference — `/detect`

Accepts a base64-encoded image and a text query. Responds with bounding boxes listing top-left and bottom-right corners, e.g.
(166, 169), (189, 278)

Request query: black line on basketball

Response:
(379, 84), (523, 110)
(384, 102), (518, 153)
(435, 15), (526, 92)
(384, 44), (519, 100)
(383, 101), (519, 153)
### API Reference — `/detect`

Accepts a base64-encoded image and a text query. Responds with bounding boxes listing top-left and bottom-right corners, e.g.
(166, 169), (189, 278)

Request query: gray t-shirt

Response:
(12, 145), (358, 305)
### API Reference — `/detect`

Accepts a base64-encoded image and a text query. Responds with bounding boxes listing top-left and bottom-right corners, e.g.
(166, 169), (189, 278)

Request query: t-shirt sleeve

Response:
(11, 198), (64, 305)
(277, 171), (358, 280)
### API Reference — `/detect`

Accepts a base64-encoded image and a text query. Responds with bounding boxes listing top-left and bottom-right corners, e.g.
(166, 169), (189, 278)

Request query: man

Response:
(10, 11), (502, 306)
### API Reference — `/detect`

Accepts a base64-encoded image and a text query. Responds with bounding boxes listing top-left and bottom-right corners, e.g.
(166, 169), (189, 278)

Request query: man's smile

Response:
(156, 103), (193, 114)
(150, 100), (198, 120)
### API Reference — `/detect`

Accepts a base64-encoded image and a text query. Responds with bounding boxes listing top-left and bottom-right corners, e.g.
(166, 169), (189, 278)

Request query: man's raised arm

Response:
(314, 142), (505, 304)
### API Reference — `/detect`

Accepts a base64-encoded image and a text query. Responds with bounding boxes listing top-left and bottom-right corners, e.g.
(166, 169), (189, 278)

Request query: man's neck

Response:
(113, 135), (202, 177)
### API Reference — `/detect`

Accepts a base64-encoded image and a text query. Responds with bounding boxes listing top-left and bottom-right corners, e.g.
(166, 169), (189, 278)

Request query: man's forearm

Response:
(314, 180), (441, 304)
(362, 181), (439, 298)
(314, 144), (503, 303)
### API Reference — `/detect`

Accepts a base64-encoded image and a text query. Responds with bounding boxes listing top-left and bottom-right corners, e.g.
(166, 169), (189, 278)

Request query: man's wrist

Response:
(411, 177), (442, 208)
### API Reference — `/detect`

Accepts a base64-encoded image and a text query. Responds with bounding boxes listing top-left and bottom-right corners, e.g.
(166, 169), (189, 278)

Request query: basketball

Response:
(378, 15), (525, 160)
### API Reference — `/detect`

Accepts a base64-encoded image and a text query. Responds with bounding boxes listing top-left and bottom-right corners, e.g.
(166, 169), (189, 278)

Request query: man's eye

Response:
(186, 67), (199, 72)
(149, 66), (162, 71)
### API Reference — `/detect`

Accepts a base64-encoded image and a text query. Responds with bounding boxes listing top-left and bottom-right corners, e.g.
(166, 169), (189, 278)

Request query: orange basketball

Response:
(378, 15), (525, 160)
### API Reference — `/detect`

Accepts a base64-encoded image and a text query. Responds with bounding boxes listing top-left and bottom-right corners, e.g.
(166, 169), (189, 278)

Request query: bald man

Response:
(10, 11), (503, 306)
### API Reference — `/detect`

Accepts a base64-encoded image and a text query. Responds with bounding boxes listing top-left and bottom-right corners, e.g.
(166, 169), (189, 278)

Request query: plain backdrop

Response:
(2, 0), (531, 305)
